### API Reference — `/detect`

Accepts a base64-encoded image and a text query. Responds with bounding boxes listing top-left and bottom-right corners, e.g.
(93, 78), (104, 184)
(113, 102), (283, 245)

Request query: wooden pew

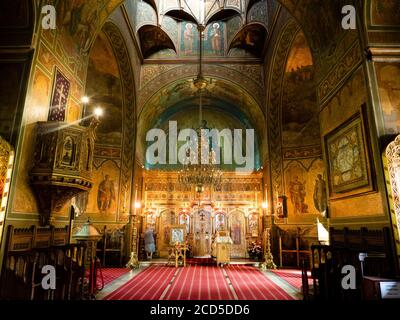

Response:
(0, 224), (86, 300)
(307, 227), (397, 300)
(278, 228), (312, 268)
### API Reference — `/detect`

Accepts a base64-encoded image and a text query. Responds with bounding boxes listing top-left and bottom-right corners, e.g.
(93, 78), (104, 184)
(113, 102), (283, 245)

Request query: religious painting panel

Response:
(370, 0), (400, 27)
(204, 21), (225, 56)
(180, 21), (199, 56)
(284, 159), (326, 220)
(285, 162), (309, 217)
(324, 110), (373, 197)
(309, 160), (328, 217)
(86, 31), (123, 147)
(375, 62), (400, 135)
(179, 211), (190, 234)
(229, 210), (246, 258)
(86, 160), (120, 219)
(48, 68), (70, 122)
(282, 30), (318, 148)
(276, 196), (288, 218)
(247, 211), (259, 237)
(54, 0), (101, 58)
(214, 211), (226, 232)
(170, 225), (186, 245)
(146, 210), (159, 231)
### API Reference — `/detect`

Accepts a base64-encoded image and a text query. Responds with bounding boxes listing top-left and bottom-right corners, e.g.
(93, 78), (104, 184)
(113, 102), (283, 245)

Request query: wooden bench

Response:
(303, 227), (397, 300)
(0, 225), (86, 300)
(278, 228), (312, 268)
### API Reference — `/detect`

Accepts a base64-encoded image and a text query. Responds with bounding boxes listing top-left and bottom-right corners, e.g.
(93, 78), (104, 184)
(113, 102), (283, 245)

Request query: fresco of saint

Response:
(289, 176), (308, 215)
(210, 23), (222, 54)
(183, 23), (194, 55)
(97, 174), (116, 213)
(313, 174), (327, 215)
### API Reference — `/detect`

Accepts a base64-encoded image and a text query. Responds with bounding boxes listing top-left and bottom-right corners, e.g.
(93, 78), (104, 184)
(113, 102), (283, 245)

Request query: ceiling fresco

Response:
(143, 106), (262, 171)
(86, 30), (123, 147)
(136, 76), (266, 163)
(124, 0), (270, 59)
(282, 30), (319, 148)
(62, 0), (383, 68)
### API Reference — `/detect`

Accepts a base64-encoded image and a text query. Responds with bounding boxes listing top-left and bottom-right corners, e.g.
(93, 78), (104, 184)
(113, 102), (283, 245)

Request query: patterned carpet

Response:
(103, 265), (297, 300)
(271, 269), (312, 290)
(162, 265), (234, 300)
(86, 267), (130, 288)
(103, 265), (176, 300)
(99, 268), (131, 286)
(225, 265), (294, 300)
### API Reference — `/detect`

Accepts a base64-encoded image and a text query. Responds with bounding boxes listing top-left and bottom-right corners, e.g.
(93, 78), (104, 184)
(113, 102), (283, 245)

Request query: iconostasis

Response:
(140, 171), (263, 258)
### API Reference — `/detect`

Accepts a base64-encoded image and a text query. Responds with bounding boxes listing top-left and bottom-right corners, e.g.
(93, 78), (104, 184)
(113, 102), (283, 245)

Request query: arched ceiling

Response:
(136, 76), (266, 164)
(124, 0), (270, 58)
(88, 0), (398, 64)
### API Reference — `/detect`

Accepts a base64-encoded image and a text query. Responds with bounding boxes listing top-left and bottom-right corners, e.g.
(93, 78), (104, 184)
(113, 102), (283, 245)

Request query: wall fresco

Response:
(375, 62), (400, 135)
(86, 31), (123, 147)
(371, 0), (400, 26)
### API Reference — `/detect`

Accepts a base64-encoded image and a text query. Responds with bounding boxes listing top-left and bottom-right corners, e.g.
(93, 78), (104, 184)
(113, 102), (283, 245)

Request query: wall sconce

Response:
(94, 107), (104, 119)
(81, 96), (90, 104)
(81, 96), (90, 119)
(262, 202), (268, 210)
(134, 201), (142, 209)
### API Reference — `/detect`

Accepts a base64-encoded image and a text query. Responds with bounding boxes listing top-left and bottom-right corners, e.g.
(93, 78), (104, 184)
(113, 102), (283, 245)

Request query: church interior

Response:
(0, 0), (400, 302)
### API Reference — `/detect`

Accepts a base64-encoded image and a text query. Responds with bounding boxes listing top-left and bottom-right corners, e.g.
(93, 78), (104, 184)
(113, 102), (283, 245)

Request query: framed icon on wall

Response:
(276, 196), (288, 218)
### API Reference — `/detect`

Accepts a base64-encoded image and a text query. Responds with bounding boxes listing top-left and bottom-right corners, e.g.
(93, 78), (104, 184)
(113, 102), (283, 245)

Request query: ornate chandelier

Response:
(178, 121), (223, 193)
(178, 24), (222, 194)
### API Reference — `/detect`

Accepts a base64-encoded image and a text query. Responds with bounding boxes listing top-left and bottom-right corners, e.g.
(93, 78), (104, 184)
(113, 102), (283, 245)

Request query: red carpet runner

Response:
(162, 265), (234, 300)
(100, 268), (130, 286)
(103, 265), (176, 300)
(86, 268), (130, 288)
(271, 269), (312, 290)
(103, 265), (297, 300)
(225, 265), (294, 300)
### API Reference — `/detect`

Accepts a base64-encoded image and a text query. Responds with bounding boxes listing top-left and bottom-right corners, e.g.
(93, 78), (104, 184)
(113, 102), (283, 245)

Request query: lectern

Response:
(214, 231), (233, 266)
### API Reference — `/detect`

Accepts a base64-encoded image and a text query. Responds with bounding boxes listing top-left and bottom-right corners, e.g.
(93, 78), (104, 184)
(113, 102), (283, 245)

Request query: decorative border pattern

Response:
(383, 140), (400, 270)
(318, 42), (363, 105)
(103, 22), (136, 221)
(267, 19), (300, 199)
(138, 64), (264, 109)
